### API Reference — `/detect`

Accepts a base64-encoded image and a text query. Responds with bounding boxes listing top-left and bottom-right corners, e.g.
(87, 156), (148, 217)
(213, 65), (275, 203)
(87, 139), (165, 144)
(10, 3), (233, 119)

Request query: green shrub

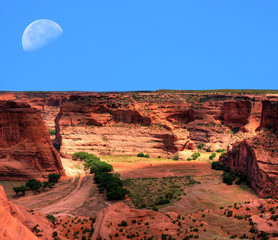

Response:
(155, 199), (170, 205)
(173, 155), (179, 160)
(197, 143), (205, 149)
(118, 220), (127, 227)
(191, 152), (200, 160)
(48, 129), (56, 135)
(46, 214), (56, 224)
(13, 185), (26, 195)
(222, 172), (236, 185)
(42, 181), (50, 189)
(158, 156), (161, 159)
(26, 179), (42, 191)
(216, 148), (226, 152)
(48, 173), (60, 183)
(206, 147), (211, 152)
(137, 152), (144, 157)
(145, 154), (150, 158)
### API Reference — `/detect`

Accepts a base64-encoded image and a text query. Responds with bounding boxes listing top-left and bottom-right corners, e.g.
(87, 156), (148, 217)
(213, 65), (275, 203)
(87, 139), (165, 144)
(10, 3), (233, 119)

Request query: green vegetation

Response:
(137, 152), (150, 158)
(123, 176), (200, 209)
(216, 148), (226, 153)
(94, 172), (129, 200)
(73, 152), (113, 173)
(12, 185), (26, 195)
(205, 146), (211, 152)
(191, 152), (201, 160)
(48, 129), (56, 135)
(197, 143), (205, 150)
(48, 173), (61, 183)
(26, 179), (42, 191)
(209, 152), (216, 160)
(211, 161), (223, 170)
(173, 155), (179, 160)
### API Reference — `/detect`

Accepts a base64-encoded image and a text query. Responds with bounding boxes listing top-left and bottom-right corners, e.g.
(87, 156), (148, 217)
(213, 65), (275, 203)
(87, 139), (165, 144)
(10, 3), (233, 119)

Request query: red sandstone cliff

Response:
(259, 100), (278, 130)
(219, 138), (278, 198)
(0, 185), (54, 239)
(0, 101), (65, 180)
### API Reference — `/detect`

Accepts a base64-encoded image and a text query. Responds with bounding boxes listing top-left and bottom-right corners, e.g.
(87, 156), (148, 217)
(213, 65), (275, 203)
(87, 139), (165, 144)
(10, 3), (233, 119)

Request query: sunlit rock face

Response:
(0, 100), (65, 180)
(0, 185), (54, 239)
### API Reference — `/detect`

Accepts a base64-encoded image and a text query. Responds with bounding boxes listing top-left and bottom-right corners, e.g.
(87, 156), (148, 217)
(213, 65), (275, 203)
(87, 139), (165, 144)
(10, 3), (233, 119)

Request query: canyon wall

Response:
(220, 100), (278, 198)
(0, 101), (65, 180)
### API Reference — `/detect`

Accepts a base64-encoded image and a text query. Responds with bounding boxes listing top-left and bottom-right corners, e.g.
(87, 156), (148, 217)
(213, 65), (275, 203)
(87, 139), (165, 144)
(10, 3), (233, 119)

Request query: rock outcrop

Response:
(0, 101), (65, 180)
(0, 185), (53, 239)
(220, 136), (278, 198)
(259, 100), (278, 130)
(91, 202), (178, 240)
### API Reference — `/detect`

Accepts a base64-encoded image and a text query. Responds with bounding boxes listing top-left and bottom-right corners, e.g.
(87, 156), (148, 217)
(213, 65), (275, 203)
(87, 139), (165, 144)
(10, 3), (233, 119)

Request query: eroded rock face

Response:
(220, 100), (252, 129)
(0, 101), (65, 180)
(259, 100), (278, 130)
(0, 185), (53, 239)
(220, 138), (278, 198)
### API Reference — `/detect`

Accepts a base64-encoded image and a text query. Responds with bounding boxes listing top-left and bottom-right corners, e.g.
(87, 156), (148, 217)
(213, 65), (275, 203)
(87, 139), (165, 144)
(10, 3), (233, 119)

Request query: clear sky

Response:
(1, 1), (278, 91)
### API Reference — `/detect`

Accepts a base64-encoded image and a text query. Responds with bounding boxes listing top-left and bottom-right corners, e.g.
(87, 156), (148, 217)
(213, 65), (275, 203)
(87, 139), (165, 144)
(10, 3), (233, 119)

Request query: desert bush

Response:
(158, 156), (161, 158)
(145, 154), (150, 158)
(191, 152), (200, 160)
(42, 181), (50, 189)
(197, 143), (205, 149)
(26, 179), (42, 191)
(209, 152), (216, 160)
(216, 148), (226, 153)
(173, 155), (179, 160)
(13, 185), (26, 195)
(48, 129), (56, 135)
(118, 220), (127, 227)
(222, 172), (236, 185)
(137, 152), (144, 157)
(48, 173), (61, 183)
(46, 214), (56, 224)
(206, 147), (211, 152)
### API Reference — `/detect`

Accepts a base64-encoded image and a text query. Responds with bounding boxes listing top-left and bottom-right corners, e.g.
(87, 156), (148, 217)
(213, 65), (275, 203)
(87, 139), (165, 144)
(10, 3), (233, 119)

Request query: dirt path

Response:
(37, 175), (96, 216)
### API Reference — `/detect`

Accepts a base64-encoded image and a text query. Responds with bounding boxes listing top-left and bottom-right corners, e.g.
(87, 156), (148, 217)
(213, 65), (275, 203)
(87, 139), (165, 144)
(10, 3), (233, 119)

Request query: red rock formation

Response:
(220, 137), (278, 198)
(220, 100), (252, 129)
(0, 185), (53, 239)
(259, 100), (278, 130)
(0, 101), (65, 180)
(91, 202), (178, 240)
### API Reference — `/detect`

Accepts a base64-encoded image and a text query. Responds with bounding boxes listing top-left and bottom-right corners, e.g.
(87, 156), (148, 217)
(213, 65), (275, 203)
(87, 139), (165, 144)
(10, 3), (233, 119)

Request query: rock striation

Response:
(0, 100), (65, 180)
(220, 138), (278, 198)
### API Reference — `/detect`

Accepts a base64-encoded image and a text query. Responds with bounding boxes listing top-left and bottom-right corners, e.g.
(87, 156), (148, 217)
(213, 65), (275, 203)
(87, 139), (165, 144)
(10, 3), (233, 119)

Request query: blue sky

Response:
(1, 1), (278, 91)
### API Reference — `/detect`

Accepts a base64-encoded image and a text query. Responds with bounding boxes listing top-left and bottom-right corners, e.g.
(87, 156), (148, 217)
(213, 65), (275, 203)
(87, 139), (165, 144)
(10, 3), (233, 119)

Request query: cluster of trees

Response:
(137, 152), (150, 158)
(94, 172), (129, 200)
(13, 173), (61, 196)
(73, 152), (129, 200)
(211, 161), (248, 185)
(73, 152), (113, 173)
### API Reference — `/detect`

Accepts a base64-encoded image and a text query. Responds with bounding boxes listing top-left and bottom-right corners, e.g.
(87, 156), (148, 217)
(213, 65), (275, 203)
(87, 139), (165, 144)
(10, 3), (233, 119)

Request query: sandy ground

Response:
(8, 159), (258, 220)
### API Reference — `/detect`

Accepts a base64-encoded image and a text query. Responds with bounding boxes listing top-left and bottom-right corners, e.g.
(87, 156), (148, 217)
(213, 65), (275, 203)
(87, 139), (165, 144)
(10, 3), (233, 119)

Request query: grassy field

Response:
(101, 155), (175, 163)
(123, 176), (201, 209)
(101, 151), (222, 163)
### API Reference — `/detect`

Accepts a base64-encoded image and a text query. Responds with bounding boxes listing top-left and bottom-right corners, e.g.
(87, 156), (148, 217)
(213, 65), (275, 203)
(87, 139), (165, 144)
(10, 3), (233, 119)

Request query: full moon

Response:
(22, 19), (63, 52)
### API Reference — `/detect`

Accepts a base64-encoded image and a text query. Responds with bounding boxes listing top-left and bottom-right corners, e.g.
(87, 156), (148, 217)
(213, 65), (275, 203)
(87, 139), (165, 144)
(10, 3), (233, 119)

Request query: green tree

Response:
(48, 173), (61, 183)
(26, 179), (42, 191)
(13, 185), (26, 195)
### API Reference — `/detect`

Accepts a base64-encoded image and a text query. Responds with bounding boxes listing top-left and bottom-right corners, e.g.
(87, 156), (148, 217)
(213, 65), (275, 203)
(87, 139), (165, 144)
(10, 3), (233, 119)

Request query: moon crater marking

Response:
(22, 19), (63, 52)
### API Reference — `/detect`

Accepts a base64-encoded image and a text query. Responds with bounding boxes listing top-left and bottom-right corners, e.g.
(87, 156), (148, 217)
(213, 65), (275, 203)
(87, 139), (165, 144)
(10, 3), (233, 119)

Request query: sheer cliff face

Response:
(259, 100), (278, 130)
(220, 139), (278, 198)
(219, 100), (278, 199)
(0, 101), (65, 180)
